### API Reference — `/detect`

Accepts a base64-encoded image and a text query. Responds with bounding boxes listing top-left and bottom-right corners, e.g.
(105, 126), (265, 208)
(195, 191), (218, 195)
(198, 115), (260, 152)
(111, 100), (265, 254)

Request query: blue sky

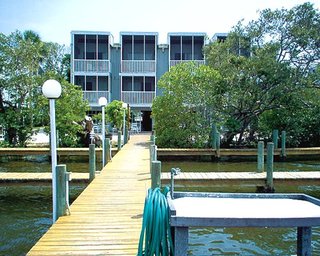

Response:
(0, 0), (319, 46)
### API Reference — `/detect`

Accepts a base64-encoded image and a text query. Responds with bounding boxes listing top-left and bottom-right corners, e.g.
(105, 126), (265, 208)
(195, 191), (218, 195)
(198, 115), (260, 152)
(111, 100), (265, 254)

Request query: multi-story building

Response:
(70, 31), (207, 131)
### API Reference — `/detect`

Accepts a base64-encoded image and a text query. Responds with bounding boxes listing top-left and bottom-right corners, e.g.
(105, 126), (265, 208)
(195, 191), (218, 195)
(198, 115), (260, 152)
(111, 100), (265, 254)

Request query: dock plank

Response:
(27, 134), (151, 256)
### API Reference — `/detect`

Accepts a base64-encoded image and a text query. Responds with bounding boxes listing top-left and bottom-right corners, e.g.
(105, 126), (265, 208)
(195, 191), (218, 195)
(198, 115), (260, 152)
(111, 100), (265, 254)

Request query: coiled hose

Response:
(137, 187), (174, 256)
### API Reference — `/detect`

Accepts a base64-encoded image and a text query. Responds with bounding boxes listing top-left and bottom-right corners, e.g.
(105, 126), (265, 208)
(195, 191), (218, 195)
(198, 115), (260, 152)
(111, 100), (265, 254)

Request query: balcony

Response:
(121, 91), (155, 106)
(74, 60), (111, 74)
(170, 60), (205, 68)
(121, 60), (156, 73)
(83, 91), (110, 106)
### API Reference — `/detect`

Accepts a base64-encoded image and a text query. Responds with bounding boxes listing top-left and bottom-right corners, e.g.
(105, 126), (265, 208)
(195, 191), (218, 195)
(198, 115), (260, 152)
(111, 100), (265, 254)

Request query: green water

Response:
(1, 158), (320, 255)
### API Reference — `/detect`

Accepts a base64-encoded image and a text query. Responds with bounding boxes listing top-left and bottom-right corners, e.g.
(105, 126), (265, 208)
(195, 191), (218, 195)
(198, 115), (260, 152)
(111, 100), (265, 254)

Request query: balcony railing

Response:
(122, 91), (155, 105)
(83, 91), (110, 106)
(170, 60), (205, 67)
(121, 60), (156, 73)
(74, 60), (111, 73)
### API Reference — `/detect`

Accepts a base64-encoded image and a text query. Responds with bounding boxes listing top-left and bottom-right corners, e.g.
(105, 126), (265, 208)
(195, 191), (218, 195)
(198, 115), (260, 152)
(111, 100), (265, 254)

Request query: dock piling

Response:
(56, 164), (70, 221)
(117, 131), (121, 151)
(106, 138), (111, 163)
(272, 129), (279, 149)
(89, 144), (96, 181)
(281, 131), (286, 159)
(151, 160), (161, 189)
(257, 141), (264, 172)
(266, 142), (274, 191)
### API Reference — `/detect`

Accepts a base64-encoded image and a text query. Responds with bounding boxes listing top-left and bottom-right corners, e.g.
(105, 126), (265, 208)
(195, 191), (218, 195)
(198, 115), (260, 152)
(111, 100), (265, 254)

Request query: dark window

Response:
(122, 77), (132, 91)
(170, 36), (181, 60)
(98, 76), (108, 91)
(74, 35), (85, 59)
(134, 35), (144, 60)
(145, 36), (155, 60)
(86, 76), (96, 91)
(145, 77), (155, 91)
(74, 75), (85, 90)
(182, 36), (192, 60)
(134, 77), (144, 91)
(98, 35), (108, 60)
(86, 35), (96, 60)
(193, 36), (204, 60)
(122, 35), (132, 60)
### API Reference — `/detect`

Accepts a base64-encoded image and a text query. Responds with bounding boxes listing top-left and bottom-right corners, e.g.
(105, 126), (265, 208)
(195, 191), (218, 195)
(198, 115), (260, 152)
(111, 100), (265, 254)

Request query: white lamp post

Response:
(42, 79), (62, 223)
(99, 97), (107, 166)
(122, 102), (128, 145)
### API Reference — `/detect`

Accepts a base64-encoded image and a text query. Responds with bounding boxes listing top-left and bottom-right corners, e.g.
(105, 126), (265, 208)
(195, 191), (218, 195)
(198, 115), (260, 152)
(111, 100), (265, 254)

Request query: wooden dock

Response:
(0, 172), (89, 184)
(161, 171), (320, 183)
(157, 147), (320, 157)
(27, 134), (151, 255)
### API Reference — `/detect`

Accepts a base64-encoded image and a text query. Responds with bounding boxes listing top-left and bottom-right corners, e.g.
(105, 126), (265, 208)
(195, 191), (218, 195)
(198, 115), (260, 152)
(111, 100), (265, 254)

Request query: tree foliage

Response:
(105, 100), (129, 131)
(203, 2), (320, 147)
(152, 62), (222, 148)
(0, 30), (88, 147)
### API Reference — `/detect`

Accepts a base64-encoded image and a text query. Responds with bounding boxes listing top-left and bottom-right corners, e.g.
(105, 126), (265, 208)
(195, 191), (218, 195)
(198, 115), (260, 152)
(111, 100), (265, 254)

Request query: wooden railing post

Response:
(117, 131), (122, 151)
(55, 164), (70, 221)
(281, 131), (286, 159)
(106, 138), (111, 163)
(257, 141), (264, 172)
(272, 129), (279, 149)
(266, 142), (274, 191)
(151, 160), (161, 189)
(89, 144), (96, 181)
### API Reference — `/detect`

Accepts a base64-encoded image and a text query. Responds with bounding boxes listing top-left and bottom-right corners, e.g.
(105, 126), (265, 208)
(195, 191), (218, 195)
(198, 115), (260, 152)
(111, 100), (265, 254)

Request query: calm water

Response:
(1, 157), (320, 255)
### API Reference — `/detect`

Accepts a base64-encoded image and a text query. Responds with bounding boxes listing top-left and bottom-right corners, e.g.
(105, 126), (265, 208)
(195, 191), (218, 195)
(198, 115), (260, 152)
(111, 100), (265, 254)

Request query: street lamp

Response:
(99, 97), (107, 166)
(122, 102), (128, 145)
(42, 79), (62, 223)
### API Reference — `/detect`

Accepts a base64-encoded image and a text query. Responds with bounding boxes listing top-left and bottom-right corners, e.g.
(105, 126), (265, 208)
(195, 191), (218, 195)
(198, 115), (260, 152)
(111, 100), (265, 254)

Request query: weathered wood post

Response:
(151, 160), (161, 189)
(281, 130), (286, 159)
(216, 131), (220, 158)
(257, 141), (264, 172)
(297, 227), (312, 256)
(266, 142), (274, 191)
(89, 144), (96, 181)
(124, 126), (128, 144)
(211, 124), (217, 149)
(106, 138), (111, 163)
(117, 131), (121, 151)
(150, 144), (157, 172)
(55, 164), (70, 221)
(272, 129), (279, 149)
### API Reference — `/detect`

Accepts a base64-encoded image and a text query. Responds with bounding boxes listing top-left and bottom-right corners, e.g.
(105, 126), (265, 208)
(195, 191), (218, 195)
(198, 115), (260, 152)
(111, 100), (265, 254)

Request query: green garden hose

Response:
(137, 187), (174, 256)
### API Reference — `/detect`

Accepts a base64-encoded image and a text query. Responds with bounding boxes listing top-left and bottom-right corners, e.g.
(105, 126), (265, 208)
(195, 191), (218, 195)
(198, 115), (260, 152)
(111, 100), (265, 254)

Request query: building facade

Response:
(71, 31), (207, 131)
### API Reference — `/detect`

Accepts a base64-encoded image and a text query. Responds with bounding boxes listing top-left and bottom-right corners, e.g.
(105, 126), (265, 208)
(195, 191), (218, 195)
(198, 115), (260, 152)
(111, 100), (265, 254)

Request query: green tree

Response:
(105, 100), (128, 131)
(204, 2), (320, 147)
(0, 30), (89, 147)
(152, 62), (222, 148)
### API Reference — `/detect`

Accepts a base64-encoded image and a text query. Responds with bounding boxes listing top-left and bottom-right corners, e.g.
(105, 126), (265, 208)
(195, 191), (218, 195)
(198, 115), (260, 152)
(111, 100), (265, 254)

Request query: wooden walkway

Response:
(27, 134), (151, 255)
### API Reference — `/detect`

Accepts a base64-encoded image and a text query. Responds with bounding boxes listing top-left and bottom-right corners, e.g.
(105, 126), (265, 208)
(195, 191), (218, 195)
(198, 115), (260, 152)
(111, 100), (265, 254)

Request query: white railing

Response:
(121, 91), (155, 105)
(83, 91), (110, 105)
(170, 60), (205, 67)
(74, 60), (110, 73)
(121, 60), (156, 73)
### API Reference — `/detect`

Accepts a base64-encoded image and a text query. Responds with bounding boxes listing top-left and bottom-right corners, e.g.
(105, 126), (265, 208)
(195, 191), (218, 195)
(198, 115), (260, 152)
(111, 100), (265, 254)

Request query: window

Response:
(74, 35), (85, 59)
(145, 77), (155, 91)
(122, 35), (132, 60)
(86, 76), (96, 91)
(145, 36), (155, 60)
(193, 36), (204, 60)
(170, 36), (181, 60)
(122, 77), (132, 91)
(75, 76), (85, 90)
(182, 36), (192, 60)
(98, 76), (108, 91)
(98, 35), (108, 60)
(86, 35), (96, 60)
(134, 36), (144, 60)
(134, 77), (144, 91)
